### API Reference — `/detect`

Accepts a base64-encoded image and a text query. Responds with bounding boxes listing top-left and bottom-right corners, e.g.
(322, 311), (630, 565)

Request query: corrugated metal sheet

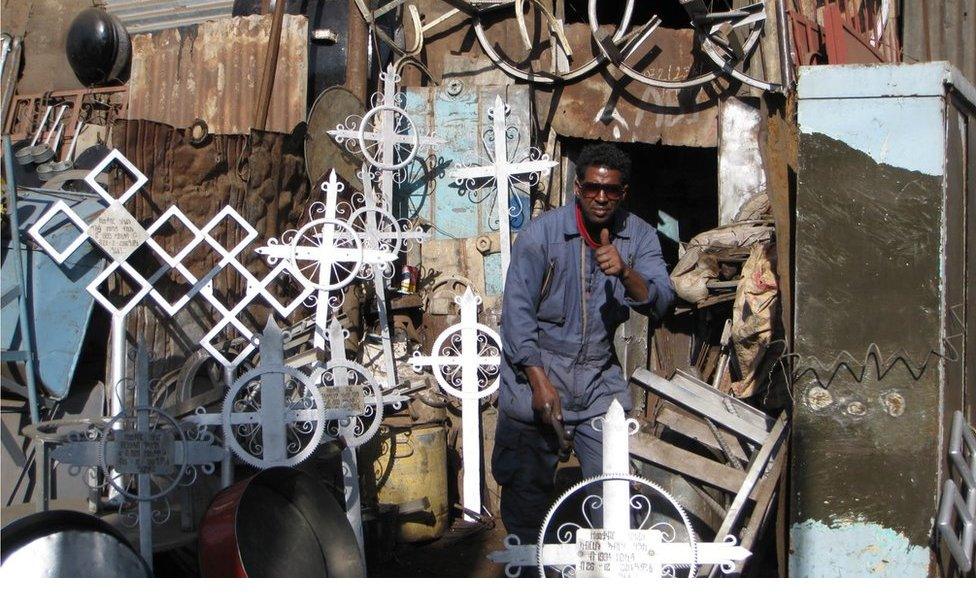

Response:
(104, 0), (234, 34)
(902, 0), (976, 85)
(127, 14), (308, 135)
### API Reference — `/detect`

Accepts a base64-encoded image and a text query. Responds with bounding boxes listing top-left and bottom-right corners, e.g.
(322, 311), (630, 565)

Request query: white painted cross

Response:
(328, 64), (442, 202)
(488, 400), (752, 577)
(449, 95), (556, 286)
(409, 287), (501, 521)
(256, 169), (396, 351)
(352, 164), (429, 388)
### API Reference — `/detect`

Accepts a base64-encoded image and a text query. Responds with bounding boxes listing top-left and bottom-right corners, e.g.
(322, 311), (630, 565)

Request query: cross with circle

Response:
(409, 286), (501, 521)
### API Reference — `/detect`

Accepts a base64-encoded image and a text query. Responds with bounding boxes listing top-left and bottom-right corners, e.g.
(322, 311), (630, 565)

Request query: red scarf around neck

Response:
(575, 203), (601, 249)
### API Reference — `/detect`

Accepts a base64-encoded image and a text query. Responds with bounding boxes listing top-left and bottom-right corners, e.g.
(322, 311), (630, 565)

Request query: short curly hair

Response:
(576, 143), (632, 184)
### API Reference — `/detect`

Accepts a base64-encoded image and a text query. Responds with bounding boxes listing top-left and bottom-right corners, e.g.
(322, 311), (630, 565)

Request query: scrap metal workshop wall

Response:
(127, 14), (308, 134)
(791, 62), (975, 577)
(109, 119), (310, 390)
(408, 0), (723, 148)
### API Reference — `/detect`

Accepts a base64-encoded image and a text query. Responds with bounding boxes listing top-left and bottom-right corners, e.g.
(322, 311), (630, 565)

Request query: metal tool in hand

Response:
(543, 403), (572, 462)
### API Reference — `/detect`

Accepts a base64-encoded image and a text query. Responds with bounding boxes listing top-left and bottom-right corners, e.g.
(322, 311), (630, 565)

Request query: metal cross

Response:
(488, 400), (752, 577)
(354, 164), (429, 388)
(45, 342), (224, 572)
(256, 169), (396, 352)
(409, 287), (501, 521)
(328, 64), (442, 201)
(184, 318), (328, 470)
(449, 95), (556, 286)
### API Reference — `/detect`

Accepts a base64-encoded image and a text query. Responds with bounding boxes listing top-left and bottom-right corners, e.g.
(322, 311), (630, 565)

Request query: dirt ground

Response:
(368, 519), (510, 578)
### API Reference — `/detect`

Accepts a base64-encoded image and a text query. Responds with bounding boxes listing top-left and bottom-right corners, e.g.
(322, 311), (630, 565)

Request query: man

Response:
(492, 142), (675, 543)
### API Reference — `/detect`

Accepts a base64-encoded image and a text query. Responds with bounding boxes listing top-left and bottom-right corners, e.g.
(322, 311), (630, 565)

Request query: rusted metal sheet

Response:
(127, 14), (308, 135)
(903, 0), (976, 85)
(110, 119), (310, 386)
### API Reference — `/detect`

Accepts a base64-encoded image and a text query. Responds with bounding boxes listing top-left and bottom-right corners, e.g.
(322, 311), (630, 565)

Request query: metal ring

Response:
(314, 358), (384, 448)
(287, 217), (364, 291)
(426, 322), (501, 401)
(471, 0), (635, 84)
(535, 472), (698, 578)
(356, 104), (419, 170)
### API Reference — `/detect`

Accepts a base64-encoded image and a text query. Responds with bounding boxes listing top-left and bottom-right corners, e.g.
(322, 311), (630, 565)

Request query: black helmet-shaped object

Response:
(66, 8), (131, 87)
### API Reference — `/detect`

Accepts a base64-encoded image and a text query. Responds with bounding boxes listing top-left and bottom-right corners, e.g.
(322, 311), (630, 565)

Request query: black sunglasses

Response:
(576, 180), (626, 201)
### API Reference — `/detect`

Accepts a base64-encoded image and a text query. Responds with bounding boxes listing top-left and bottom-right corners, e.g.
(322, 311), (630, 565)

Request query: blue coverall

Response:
(491, 203), (675, 543)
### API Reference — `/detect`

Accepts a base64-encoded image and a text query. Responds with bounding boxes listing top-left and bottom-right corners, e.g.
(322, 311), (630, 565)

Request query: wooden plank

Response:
(630, 431), (772, 499)
(630, 368), (770, 443)
(736, 444), (788, 558)
(672, 369), (774, 431)
(703, 412), (789, 577)
(656, 403), (749, 463)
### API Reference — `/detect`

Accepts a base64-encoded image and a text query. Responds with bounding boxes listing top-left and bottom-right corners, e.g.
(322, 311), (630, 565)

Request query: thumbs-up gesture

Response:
(595, 228), (626, 277)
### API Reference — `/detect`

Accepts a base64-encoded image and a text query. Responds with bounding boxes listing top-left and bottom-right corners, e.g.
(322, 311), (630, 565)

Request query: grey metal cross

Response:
(183, 318), (328, 470)
(353, 164), (428, 388)
(449, 95), (556, 285)
(42, 341), (224, 571)
(489, 400), (752, 577)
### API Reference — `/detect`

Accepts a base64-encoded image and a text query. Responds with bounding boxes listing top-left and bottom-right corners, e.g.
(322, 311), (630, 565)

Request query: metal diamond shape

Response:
(26, 199), (91, 264)
(200, 206), (259, 261)
(254, 261), (315, 317)
(84, 149), (149, 207)
(143, 206), (204, 266)
(87, 205), (150, 263)
(86, 260), (155, 318)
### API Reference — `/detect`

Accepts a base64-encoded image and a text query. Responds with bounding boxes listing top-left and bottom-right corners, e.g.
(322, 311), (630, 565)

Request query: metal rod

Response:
(253, 0), (287, 131)
(346, 0), (369, 102)
(2, 135), (41, 426)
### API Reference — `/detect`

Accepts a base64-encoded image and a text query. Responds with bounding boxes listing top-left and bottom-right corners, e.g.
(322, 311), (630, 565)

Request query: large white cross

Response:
(328, 64), (442, 202)
(409, 287), (501, 521)
(488, 400), (752, 577)
(256, 169), (396, 352)
(448, 95), (556, 286)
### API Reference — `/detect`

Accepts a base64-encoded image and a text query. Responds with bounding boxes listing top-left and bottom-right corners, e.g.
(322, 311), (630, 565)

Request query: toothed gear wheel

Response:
(535, 472), (699, 578)
(221, 364), (326, 469)
(99, 406), (189, 502)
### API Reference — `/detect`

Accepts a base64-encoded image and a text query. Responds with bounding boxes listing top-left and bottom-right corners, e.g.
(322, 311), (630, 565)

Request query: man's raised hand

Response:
(595, 228), (625, 277)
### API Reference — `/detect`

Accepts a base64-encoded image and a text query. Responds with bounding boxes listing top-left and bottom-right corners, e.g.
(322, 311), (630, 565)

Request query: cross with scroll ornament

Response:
(255, 169), (397, 351)
(328, 64), (442, 202)
(488, 400), (752, 577)
(356, 164), (428, 388)
(448, 95), (556, 286)
(46, 341), (224, 571)
(409, 287), (501, 521)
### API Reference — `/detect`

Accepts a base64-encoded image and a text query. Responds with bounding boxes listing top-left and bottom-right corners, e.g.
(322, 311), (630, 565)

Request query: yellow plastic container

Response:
(373, 424), (449, 542)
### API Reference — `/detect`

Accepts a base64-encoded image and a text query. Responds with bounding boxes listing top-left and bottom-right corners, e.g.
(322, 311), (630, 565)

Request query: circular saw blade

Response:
(305, 85), (365, 190)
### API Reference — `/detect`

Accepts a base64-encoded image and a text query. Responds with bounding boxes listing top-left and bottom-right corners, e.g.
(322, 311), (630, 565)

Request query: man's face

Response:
(575, 165), (628, 226)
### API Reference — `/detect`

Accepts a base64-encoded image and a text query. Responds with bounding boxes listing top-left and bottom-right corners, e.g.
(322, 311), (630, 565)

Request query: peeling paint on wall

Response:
(790, 519), (931, 577)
